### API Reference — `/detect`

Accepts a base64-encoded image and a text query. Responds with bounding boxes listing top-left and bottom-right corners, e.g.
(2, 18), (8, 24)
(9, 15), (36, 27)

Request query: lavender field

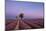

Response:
(5, 18), (44, 31)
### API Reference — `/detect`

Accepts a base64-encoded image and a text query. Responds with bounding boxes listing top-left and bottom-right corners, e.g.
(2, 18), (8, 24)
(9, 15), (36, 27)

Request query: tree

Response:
(19, 13), (24, 20)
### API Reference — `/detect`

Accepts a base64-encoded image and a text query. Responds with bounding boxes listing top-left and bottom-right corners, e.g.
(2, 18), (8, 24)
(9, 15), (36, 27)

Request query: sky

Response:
(5, 0), (44, 19)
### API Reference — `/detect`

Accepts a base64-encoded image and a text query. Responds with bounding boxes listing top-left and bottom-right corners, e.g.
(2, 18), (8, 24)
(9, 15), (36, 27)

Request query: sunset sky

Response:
(5, 0), (44, 19)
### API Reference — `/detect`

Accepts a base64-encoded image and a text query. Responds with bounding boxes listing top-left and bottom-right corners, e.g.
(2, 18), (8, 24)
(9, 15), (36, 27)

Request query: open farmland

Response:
(5, 18), (44, 31)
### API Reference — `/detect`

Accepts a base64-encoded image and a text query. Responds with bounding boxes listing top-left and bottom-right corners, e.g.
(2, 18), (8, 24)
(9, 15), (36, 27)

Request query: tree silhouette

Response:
(19, 13), (24, 20)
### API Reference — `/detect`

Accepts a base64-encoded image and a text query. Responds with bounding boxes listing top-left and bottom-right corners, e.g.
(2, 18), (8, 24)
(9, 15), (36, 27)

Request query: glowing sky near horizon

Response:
(5, 0), (44, 19)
